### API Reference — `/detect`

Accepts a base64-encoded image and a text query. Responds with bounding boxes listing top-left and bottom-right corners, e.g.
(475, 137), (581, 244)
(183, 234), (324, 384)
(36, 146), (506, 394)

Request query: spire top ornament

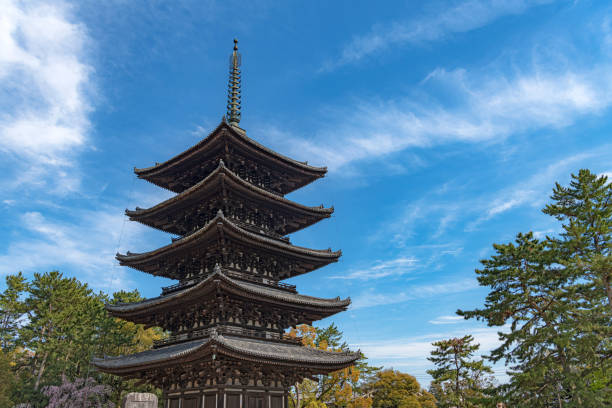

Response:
(227, 38), (242, 127)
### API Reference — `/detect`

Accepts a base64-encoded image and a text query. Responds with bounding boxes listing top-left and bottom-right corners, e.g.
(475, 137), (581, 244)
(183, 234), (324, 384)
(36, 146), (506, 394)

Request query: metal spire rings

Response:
(227, 38), (242, 126)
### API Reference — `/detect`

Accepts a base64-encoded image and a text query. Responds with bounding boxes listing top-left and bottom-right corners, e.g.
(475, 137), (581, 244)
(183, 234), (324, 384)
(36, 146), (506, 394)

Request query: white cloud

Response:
(0, 208), (153, 290)
(351, 278), (478, 309)
(330, 256), (418, 280)
(600, 171), (612, 181)
(429, 315), (464, 324)
(269, 62), (612, 173)
(371, 148), (608, 247)
(323, 0), (553, 70)
(469, 151), (595, 227)
(0, 0), (93, 193)
(353, 326), (509, 383)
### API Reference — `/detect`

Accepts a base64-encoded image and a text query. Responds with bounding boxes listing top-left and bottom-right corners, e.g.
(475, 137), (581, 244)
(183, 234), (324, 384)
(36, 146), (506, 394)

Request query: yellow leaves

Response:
(304, 400), (327, 408)
(288, 324), (317, 348)
(350, 367), (361, 383)
(289, 324), (371, 408)
(332, 382), (373, 408)
(334, 382), (352, 401)
(348, 395), (373, 408)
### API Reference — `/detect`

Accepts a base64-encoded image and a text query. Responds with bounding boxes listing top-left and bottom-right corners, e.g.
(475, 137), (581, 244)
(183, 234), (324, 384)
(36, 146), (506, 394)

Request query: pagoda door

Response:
(247, 395), (264, 408)
(183, 397), (199, 408)
(226, 394), (241, 408)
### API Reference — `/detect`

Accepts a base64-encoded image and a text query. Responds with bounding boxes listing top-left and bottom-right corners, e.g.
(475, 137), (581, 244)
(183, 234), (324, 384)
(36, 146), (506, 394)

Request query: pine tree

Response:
(543, 169), (612, 310)
(0, 272), (27, 351)
(458, 170), (612, 407)
(427, 335), (493, 408)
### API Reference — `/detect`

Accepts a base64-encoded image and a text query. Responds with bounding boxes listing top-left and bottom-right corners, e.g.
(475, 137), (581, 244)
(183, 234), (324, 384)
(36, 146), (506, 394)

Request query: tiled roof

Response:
(134, 121), (326, 194)
(116, 212), (340, 275)
(107, 267), (350, 315)
(126, 161), (332, 236)
(92, 333), (359, 372)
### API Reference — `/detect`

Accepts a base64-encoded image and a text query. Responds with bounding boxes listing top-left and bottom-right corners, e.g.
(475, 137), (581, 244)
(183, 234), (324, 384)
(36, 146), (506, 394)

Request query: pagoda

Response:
(93, 40), (359, 408)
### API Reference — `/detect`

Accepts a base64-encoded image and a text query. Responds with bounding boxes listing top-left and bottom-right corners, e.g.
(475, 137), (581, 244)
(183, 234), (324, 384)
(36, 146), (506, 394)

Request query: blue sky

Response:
(2, 0), (612, 385)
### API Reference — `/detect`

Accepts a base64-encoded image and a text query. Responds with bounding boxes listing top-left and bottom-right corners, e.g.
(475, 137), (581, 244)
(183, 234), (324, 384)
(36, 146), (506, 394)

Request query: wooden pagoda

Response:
(93, 40), (359, 408)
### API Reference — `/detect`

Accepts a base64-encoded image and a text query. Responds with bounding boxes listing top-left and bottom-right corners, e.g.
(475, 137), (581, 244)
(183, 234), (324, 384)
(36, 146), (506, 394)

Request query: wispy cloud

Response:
(0, 207), (152, 290)
(353, 326), (509, 383)
(322, 0), (554, 71)
(429, 315), (464, 324)
(351, 278), (478, 309)
(0, 0), (93, 194)
(268, 61), (612, 173)
(330, 256), (418, 280)
(468, 151), (597, 228)
(374, 148), (608, 248)
(355, 327), (502, 360)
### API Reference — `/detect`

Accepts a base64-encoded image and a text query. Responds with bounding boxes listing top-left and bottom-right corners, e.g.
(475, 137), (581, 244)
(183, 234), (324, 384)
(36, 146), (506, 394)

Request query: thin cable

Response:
(110, 173), (137, 289)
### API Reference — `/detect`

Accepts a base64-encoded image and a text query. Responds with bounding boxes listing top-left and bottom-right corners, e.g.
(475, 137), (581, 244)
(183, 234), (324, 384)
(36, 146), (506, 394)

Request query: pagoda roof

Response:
(126, 160), (333, 236)
(92, 332), (359, 375)
(134, 121), (326, 194)
(106, 267), (350, 324)
(116, 211), (341, 279)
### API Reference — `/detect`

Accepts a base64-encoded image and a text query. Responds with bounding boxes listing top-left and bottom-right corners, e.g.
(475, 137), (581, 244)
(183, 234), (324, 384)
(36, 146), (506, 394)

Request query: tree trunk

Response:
(454, 349), (461, 408)
(605, 275), (612, 312)
(293, 383), (301, 408)
(34, 350), (49, 391)
(61, 339), (73, 377)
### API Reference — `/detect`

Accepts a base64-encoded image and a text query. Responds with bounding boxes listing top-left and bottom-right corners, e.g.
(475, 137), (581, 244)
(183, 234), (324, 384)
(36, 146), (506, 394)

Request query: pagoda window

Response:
(238, 164), (247, 180)
(263, 174), (271, 189)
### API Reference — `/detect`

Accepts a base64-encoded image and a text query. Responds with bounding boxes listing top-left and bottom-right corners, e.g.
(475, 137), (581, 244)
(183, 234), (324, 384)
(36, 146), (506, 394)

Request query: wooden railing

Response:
(153, 326), (302, 348)
(161, 271), (296, 295)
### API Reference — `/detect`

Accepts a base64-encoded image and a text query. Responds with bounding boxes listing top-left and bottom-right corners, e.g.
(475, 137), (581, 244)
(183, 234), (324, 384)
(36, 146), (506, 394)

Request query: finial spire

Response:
(227, 38), (242, 127)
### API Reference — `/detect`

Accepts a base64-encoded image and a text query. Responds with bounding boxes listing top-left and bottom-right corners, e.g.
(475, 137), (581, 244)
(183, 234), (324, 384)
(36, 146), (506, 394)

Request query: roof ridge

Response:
(126, 161), (333, 218)
(117, 211), (341, 262)
(106, 267), (349, 315)
(134, 121), (327, 176)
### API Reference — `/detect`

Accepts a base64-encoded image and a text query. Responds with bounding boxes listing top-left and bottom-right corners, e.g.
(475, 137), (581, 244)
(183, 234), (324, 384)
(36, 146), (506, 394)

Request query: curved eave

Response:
(126, 162), (333, 234)
(93, 334), (359, 375)
(116, 212), (341, 273)
(134, 121), (326, 192)
(106, 268), (350, 320)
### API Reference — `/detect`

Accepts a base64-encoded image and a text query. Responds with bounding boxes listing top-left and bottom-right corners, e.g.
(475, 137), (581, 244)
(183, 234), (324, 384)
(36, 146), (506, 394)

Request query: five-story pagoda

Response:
(93, 40), (359, 408)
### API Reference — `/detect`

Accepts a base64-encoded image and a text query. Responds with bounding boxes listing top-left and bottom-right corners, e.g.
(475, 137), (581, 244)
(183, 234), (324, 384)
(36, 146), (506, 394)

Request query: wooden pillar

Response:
(217, 387), (225, 408)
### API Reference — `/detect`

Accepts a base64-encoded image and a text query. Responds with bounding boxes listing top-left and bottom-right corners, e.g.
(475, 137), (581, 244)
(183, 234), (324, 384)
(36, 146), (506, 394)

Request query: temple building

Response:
(93, 39), (359, 408)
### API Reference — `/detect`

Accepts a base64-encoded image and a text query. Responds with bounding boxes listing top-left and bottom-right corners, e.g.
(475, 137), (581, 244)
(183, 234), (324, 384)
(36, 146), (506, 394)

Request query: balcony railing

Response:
(161, 270), (296, 295)
(153, 325), (302, 348)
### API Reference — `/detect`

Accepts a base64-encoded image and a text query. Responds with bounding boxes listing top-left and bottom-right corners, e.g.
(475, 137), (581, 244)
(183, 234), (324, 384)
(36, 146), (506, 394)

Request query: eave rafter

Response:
(106, 267), (350, 325)
(116, 211), (341, 280)
(126, 161), (333, 237)
(134, 121), (326, 195)
(92, 332), (359, 376)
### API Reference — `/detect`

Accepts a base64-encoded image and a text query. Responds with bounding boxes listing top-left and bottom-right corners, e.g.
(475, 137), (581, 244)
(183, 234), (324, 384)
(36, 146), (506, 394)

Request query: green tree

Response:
(6, 271), (165, 407)
(543, 169), (612, 310)
(13, 271), (104, 405)
(367, 369), (435, 408)
(0, 349), (16, 408)
(0, 272), (27, 351)
(96, 289), (165, 405)
(459, 170), (612, 407)
(427, 335), (493, 408)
